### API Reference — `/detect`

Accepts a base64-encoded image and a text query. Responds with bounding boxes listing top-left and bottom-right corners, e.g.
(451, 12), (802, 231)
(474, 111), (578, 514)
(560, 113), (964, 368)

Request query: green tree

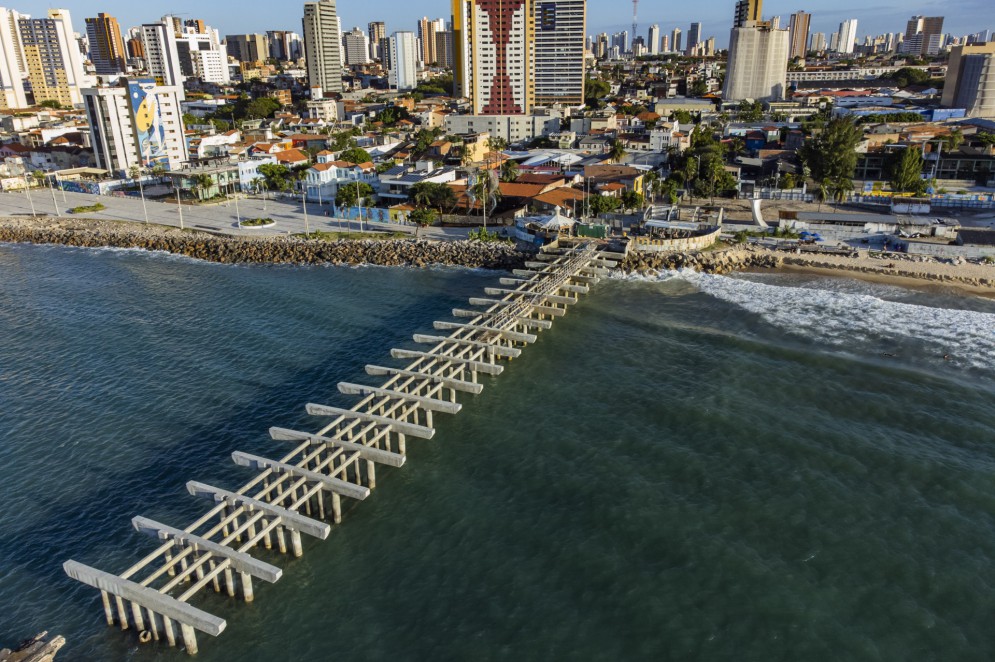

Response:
(38, 99), (63, 110)
(409, 181), (456, 216)
(409, 207), (436, 239)
(608, 139), (626, 162)
(588, 195), (621, 217)
(670, 110), (694, 124)
(245, 97), (281, 120)
(738, 100), (764, 122)
(689, 79), (709, 97)
(799, 116), (862, 188)
(621, 190), (644, 210)
(339, 147), (372, 165)
(585, 78), (611, 106)
(941, 129), (964, 152)
(258, 163), (294, 192)
(884, 67), (930, 89)
(499, 159), (520, 182)
(335, 181), (375, 208)
(471, 169), (501, 226)
(888, 147), (927, 194)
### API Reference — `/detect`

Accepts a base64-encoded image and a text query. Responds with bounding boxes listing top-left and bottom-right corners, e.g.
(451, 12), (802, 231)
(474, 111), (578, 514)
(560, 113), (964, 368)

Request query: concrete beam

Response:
(570, 274), (600, 284)
(580, 267), (610, 276)
(389, 349), (505, 375)
(467, 298), (565, 317)
(337, 382), (462, 414)
(364, 365), (484, 394)
(186, 481), (331, 539)
(524, 261), (551, 269)
(483, 289), (575, 306)
(63, 561), (227, 637)
(431, 321), (537, 344)
(231, 452), (370, 501)
(451, 310), (552, 329)
(269, 427), (407, 467)
(412, 335), (522, 358)
(512, 269), (546, 277)
(131, 517), (282, 583)
(597, 251), (628, 260)
(305, 403), (436, 439)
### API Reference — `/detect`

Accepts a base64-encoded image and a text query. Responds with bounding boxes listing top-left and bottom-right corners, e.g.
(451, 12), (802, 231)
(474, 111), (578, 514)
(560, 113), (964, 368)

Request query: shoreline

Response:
(3, 217), (994, 294)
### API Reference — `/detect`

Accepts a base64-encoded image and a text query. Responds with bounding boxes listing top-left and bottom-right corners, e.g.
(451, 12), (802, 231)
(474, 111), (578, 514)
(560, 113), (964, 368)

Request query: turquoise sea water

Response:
(2, 243), (995, 661)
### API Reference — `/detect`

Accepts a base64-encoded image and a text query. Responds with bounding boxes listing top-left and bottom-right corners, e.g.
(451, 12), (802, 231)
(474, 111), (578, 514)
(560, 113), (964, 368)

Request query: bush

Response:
(468, 228), (509, 243)
(239, 217), (275, 227)
(68, 203), (106, 214)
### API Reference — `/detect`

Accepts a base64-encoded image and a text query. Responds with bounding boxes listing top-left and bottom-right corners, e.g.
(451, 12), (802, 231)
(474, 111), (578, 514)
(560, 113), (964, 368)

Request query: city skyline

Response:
(10, 0), (993, 50)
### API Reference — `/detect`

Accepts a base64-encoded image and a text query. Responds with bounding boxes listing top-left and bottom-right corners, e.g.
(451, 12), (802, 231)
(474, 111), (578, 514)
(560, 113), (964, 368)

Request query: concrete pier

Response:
(63, 240), (619, 654)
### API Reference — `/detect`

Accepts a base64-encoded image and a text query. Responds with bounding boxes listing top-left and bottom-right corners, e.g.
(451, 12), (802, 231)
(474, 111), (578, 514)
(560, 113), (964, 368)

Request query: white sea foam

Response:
(617, 269), (995, 372)
(698, 271), (995, 370)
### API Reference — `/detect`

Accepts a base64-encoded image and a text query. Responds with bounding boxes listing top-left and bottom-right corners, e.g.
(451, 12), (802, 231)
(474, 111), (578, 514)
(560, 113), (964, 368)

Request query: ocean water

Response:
(1, 243), (995, 661)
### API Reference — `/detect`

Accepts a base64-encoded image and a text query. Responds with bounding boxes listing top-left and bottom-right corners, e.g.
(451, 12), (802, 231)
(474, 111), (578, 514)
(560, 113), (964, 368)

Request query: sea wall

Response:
(0, 218), (530, 270)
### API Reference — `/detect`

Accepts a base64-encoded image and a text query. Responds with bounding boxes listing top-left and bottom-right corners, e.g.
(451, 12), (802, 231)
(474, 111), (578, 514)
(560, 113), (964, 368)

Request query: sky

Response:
(13, 0), (992, 48)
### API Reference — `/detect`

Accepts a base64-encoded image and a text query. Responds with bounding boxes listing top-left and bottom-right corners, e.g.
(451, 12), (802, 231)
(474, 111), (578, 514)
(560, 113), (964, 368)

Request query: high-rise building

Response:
(769, 16), (780, 30)
(942, 43), (995, 118)
(686, 22), (702, 55)
(140, 19), (184, 88)
(787, 11), (810, 60)
(388, 30), (417, 90)
(126, 37), (144, 60)
(225, 34), (269, 64)
(83, 77), (188, 174)
(368, 21), (386, 60)
(302, 0), (343, 96)
(417, 16), (439, 65)
(342, 27), (369, 65)
(534, 0), (586, 106)
(733, 0), (763, 29)
(648, 24), (660, 55)
(85, 13), (127, 75)
(267, 30), (303, 61)
(0, 7), (28, 109)
(18, 9), (88, 106)
(724, 21), (789, 101)
(452, 0), (534, 115)
(175, 23), (228, 84)
(810, 32), (826, 53)
(661, 34), (669, 53)
(435, 30), (453, 68)
(671, 28), (682, 53)
(903, 16), (944, 56)
(184, 19), (206, 34)
(836, 19), (857, 54)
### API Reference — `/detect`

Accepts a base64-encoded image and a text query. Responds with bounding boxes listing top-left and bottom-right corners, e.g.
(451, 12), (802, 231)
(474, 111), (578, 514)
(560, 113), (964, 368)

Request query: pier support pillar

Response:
(163, 616), (176, 647)
(115, 595), (129, 630)
(130, 601), (146, 631)
(331, 493), (342, 524)
(100, 590), (114, 626)
(240, 572), (254, 602)
(290, 530), (303, 558)
(181, 623), (198, 655)
(224, 567), (236, 598)
(147, 609), (160, 641)
(276, 526), (288, 555)
(366, 460), (376, 489)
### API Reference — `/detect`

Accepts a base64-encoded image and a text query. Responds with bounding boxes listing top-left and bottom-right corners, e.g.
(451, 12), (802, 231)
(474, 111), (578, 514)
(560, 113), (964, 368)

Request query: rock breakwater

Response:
(619, 248), (783, 275)
(0, 218), (529, 270)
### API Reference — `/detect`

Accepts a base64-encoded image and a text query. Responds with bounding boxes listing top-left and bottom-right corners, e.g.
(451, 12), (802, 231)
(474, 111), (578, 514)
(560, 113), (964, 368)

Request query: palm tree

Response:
(472, 169), (501, 230)
(608, 139), (626, 163)
(499, 159), (519, 183)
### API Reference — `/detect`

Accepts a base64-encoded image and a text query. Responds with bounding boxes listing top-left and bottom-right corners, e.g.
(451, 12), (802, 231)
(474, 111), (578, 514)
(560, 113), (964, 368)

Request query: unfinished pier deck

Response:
(64, 241), (623, 654)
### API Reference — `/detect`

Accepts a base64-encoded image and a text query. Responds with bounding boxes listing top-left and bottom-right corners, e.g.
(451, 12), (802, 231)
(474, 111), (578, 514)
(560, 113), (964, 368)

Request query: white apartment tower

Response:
(648, 24), (660, 55)
(836, 19), (857, 54)
(83, 77), (188, 175)
(342, 26), (370, 65)
(388, 31), (418, 91)
(0, 7), (28, 109)
(724, 21), (789, 101)
(140, 19), (185, 89)
(303, 0), (343, 96)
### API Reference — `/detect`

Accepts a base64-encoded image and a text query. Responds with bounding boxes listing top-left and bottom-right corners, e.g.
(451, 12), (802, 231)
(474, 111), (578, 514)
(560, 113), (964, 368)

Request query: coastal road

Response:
(0, 189), (475, 241)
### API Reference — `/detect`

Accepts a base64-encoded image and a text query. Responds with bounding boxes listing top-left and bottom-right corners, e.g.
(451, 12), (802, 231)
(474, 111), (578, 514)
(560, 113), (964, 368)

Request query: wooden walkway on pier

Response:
(63, 241), (623, 655)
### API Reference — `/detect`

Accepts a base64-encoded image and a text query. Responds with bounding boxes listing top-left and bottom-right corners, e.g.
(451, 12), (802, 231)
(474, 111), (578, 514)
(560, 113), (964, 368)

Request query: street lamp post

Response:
(356, 178), (363, 233)
(23, 174), (36, 217)
(136, 168), (149, 224)
(48, 176), (60, 217)
(176, 184), (184, 230)
(302, 190), (310, 237)
(234, 185), (241, 226)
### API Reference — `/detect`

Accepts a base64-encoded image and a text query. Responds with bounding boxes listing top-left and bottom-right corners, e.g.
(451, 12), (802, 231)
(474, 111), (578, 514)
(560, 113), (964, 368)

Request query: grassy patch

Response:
(68, 203), (106, 214)
(240, 217), (275, 227)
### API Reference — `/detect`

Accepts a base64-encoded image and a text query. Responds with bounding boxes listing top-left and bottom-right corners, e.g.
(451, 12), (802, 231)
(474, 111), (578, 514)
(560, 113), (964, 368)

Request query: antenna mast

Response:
(632, 0), (639, 44)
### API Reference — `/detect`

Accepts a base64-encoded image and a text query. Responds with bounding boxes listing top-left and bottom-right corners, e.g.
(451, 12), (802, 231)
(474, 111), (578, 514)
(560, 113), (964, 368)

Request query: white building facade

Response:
(388, 31), (418, 91)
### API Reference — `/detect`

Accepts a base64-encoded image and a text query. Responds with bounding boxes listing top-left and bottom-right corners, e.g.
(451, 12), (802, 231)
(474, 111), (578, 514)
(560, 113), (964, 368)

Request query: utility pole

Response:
(176, 185), (184, 230)
(23, 174), (36, 217)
